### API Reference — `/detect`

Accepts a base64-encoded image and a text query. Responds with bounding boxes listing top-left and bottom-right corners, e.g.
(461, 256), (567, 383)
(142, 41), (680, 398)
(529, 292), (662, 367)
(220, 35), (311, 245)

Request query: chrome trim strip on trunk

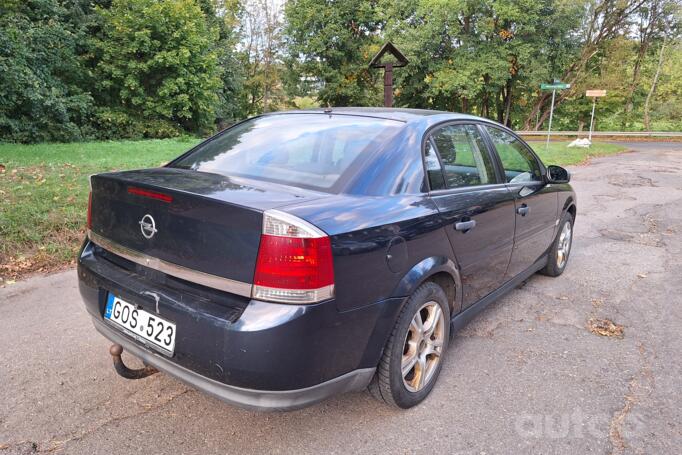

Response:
(87, 230), (253, 297)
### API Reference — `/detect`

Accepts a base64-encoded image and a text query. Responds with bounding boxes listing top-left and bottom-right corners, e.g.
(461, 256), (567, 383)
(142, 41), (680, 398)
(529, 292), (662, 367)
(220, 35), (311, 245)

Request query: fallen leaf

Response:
(5, 280), (16, 286)
(637, 273), (647, 278)
(587, 318), (624, 338)
(0, 163), (5, 172)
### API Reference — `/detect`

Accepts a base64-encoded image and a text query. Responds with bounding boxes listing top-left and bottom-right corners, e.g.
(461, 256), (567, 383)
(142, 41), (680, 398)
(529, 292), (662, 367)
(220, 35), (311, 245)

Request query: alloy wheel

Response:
(556, 221), (572, 269)
(401, 301), (445, 392)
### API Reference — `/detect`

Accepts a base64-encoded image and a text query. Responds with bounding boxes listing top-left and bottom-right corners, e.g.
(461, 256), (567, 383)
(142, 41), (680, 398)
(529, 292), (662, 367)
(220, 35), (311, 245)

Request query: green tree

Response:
(0, 0), (94, 143)
(283, 0), (383, 106)
(383, 0), (580, 127)
(201, 0), (245, 124)
(238, 0), (287, 116)
(94, 0), (222, 136)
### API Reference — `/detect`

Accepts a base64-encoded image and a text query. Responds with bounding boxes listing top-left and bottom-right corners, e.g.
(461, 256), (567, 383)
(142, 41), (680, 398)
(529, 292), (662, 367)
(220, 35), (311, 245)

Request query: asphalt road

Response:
(2, 143), (681, 454)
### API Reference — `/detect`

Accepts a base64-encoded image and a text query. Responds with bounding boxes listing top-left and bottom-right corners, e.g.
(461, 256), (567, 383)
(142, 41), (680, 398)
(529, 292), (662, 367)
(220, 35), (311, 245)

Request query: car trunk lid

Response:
(89, 167), (323, 289)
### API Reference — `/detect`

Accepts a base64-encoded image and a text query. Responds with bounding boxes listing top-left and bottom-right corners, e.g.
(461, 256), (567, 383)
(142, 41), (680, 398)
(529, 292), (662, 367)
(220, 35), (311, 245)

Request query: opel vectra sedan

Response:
(78, 108), (576, 410)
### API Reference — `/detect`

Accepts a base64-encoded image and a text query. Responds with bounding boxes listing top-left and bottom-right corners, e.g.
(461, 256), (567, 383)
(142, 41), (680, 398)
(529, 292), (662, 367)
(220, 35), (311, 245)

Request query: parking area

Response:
(1, 143), (680, 454)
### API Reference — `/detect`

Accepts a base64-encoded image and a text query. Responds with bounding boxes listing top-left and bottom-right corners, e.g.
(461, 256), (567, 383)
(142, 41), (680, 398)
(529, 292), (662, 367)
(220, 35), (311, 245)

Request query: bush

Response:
(0, 0), (94, 143)
(91, 109), (183, 140)
(94, 0), (222, 134)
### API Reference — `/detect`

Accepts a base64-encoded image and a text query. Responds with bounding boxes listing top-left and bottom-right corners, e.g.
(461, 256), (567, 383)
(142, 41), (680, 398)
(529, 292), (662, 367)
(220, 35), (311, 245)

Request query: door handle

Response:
(455, 220), (477, 232)
(517, 204), (530, 216)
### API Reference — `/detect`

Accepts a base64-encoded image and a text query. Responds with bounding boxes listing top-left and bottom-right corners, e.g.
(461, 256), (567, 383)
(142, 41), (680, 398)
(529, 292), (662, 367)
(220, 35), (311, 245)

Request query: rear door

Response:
(426, 123), (516, 308)
(483, 126), (558, 278)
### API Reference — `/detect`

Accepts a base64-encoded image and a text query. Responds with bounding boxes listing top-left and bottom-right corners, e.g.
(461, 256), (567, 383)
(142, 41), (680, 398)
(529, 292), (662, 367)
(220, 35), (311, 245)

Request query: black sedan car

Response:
(78, 108), (576, 410)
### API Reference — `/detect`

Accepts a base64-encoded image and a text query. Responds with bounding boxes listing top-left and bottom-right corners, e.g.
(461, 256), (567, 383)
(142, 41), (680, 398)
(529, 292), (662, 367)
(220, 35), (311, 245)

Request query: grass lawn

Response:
(0, 138), (200, 281)
(0, 139), (626, 281)
(527, 140), (627, 166)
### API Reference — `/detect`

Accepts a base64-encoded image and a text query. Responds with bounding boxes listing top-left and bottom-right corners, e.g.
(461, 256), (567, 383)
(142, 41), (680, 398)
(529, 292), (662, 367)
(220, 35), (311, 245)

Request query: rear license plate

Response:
(104, 293), (176, 355)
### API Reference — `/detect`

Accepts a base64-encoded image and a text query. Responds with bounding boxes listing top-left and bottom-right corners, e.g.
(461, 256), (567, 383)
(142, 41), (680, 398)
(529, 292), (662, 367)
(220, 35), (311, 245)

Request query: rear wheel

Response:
(369, 282), (450, 408)
(541, 211), (574, 277)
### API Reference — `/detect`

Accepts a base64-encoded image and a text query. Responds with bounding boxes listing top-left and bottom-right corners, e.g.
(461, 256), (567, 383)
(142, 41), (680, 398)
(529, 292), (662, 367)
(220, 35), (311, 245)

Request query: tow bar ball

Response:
(109, 344), (159, 380)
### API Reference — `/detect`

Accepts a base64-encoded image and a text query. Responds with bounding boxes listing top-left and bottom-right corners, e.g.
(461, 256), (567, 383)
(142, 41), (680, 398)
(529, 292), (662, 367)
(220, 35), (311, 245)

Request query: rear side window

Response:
(424, 139), (446, 190)
(172, 114), (403, 191)
(485, 126), (542, 183)
(429, 124), (496, 189)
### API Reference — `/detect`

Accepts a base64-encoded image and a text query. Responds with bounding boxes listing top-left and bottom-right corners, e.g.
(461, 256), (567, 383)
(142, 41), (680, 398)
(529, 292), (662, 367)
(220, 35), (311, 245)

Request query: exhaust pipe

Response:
(109, 344), (159, 380)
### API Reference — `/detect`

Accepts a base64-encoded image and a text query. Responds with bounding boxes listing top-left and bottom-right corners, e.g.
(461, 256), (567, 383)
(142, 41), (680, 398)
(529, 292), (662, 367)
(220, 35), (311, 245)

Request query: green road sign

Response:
(541, 83), (571, 90)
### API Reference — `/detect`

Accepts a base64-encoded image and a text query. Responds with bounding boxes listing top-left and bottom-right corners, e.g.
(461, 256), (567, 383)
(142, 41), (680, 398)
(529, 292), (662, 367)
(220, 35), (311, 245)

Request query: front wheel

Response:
(541, 211), (574, 277)
(369, 282), (450, 408)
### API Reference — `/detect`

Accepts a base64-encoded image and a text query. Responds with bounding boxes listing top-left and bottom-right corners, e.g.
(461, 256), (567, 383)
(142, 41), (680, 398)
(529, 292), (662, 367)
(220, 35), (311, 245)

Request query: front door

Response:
(484, 126), (559, 278)
(426, 123), (516, 308)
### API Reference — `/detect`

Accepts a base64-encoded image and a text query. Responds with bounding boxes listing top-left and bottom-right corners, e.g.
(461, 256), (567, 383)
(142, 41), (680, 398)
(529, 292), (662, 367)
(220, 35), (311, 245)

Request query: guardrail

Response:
(517, 131), (682, 138)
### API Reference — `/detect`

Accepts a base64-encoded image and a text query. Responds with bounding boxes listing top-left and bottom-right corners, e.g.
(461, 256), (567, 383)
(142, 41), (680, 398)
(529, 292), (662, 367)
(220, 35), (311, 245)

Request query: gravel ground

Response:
(1, 143), (680, 454)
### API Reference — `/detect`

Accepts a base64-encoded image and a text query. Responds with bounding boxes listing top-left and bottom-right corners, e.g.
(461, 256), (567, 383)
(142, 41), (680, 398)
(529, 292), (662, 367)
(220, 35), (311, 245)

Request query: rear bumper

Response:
(78, 239), (404, 409)
(93, 317), (375, 411)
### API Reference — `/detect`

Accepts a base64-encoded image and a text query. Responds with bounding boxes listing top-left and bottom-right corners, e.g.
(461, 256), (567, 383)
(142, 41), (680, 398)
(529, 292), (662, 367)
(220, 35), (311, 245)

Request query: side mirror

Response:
(546, 165), (570, 184)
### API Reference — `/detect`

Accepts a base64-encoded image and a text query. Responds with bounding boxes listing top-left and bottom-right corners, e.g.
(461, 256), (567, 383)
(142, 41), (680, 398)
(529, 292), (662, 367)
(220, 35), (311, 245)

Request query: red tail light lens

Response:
(87, 191), (93, 229)
(252, 211), (334, 304)
(254, 235), (334, 288)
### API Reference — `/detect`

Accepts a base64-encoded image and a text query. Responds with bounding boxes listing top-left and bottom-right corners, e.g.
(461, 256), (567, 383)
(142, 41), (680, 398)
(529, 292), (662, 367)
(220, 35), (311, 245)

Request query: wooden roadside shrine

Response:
(369, 42), (409, 108)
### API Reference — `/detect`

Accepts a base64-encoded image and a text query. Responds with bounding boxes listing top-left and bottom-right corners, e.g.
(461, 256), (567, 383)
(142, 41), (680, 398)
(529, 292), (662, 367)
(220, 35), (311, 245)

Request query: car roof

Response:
(261, 107), (486, 123)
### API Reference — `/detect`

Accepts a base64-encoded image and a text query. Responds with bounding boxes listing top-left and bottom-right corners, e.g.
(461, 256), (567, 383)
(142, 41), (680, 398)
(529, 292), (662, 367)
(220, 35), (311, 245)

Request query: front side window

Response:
(171, 114), (403, 191)
(485, 127), (542, 184)
(429, 124), (496, 189)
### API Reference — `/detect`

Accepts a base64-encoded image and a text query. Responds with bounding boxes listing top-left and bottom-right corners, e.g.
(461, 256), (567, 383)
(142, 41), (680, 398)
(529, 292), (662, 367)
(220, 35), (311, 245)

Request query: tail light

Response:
(253, 210), (334, 304)
(87, 191), (93, 229)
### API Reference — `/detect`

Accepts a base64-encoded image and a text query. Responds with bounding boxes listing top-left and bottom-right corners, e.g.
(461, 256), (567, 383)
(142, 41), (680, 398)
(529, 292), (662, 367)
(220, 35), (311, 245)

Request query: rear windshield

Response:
(171, 114), (403, 191)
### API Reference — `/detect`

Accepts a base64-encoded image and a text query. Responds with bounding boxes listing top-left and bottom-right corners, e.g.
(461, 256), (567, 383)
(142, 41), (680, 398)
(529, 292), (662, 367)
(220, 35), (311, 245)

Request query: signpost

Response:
(540, 82), (571, 151)
(586, 90), (607, 142)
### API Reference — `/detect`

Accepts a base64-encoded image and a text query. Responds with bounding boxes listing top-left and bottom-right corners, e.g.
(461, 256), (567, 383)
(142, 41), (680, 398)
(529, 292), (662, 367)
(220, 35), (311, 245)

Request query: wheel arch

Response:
(390, 256), (462, 315)
(561, 196), (576, 220)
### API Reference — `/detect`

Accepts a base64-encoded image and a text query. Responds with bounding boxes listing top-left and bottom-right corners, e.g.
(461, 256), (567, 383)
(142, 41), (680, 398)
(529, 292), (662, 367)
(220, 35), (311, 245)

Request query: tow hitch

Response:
(109, 344), (159, 379)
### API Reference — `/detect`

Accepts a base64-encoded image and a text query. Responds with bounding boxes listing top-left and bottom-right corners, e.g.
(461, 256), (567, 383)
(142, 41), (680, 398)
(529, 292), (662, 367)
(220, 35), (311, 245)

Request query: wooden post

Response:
(369, 42), (408, 109)
(384, 63), (393, 108)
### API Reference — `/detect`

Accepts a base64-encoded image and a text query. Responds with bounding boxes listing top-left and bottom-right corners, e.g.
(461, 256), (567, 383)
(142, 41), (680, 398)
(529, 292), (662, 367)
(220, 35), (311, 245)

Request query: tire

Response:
(540, 211), (574, 277)
(369, 281), (450, 408)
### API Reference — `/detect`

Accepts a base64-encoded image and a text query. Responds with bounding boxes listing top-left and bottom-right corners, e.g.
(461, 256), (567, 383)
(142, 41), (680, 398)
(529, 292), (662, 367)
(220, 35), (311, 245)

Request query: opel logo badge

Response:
(139, 214), (157, 239)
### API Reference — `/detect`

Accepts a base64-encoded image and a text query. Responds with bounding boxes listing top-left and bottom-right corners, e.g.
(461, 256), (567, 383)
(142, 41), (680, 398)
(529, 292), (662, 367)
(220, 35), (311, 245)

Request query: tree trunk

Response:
(623, 0), (664, 129)
(480, 74), (489, 118)
(496, 89), (505, 124)
(623, 45), (648, 128)
(523, 94), (549, 130)
(503, 79), (513, 127)
(644, 38), (667, 131)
